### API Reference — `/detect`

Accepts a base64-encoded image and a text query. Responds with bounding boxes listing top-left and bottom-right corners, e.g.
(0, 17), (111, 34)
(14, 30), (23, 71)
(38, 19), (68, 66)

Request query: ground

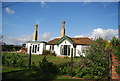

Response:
(1, 52), (80, 80)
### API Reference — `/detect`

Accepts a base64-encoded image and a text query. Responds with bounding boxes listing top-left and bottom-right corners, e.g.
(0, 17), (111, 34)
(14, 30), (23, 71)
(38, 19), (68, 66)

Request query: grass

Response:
(2, 66), (22, 73)
(3, 69), (76, 80)
(2, 52), (80, 67)
(31, 55), (80, 66)
(2, 52), (81, 80)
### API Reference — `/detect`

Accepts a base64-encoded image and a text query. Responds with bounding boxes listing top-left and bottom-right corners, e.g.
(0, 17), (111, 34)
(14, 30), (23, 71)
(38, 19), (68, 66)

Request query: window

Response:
(35, 45), (37, 53)
(60, 45), (70, 56)
(50, 45), (54, 51)
(32, 45), (34, 53)
(81, 45), (87, 54)
(50, 45), (51, 50)
(52, 45), (54, 50)
(38, 44), (40, 51)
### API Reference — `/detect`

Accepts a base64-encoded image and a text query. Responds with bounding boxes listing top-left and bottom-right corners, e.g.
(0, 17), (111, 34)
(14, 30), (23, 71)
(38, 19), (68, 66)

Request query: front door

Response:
(60, 45), (70, 56)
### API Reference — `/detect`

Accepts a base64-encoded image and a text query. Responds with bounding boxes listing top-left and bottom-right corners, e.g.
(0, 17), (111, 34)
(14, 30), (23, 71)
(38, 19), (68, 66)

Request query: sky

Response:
(2, 2), (119, 45)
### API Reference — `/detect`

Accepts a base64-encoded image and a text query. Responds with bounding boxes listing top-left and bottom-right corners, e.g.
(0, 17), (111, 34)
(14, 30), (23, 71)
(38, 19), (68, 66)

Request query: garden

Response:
(1, 37), (120, 80)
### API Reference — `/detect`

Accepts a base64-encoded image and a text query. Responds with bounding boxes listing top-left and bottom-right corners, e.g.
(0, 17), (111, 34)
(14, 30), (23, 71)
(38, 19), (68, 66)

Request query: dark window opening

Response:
(35, 45), (37, 53)
(61, 45), (70, 56)
(32, 45), (34, 53)
(38, 44), (39, 51)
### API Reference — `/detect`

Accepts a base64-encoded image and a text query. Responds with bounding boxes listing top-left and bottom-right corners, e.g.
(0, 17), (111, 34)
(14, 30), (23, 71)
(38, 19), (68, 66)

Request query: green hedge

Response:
(2, 53), (28, 68)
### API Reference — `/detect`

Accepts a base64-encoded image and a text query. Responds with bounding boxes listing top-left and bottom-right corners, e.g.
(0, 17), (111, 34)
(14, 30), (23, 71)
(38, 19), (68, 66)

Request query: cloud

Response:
(3, 28), (118, 45)
(40, 2), (48, 8)
(3, 35), (32, 45)
(39, 32), (51, 41)
(5, 7), (15, 14)
(89, 28), (118, 39)
(75, 28), (118, 40)
(2, 32), (51, 45)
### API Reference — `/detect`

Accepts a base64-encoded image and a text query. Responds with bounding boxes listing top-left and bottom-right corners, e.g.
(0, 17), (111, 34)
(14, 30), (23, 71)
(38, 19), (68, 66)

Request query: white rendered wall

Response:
(46, 45), (50, 50)
(26, 42), (46, 55)
(76, 45), (86, 57)
(58, 39), (74, 57)
(54, 45), (59, 55)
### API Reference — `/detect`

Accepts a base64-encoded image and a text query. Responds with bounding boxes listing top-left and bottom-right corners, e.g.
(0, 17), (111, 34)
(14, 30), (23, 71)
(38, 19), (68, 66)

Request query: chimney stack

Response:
(33, 24), (38, 41)
(60, 21), (65, 38)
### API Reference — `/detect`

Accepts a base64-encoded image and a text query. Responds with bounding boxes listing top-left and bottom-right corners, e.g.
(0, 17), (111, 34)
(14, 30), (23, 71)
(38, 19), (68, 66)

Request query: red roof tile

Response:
(70, 37), (93, 44)
(47, 36), (93, 45)
(47, 38), (60, 45)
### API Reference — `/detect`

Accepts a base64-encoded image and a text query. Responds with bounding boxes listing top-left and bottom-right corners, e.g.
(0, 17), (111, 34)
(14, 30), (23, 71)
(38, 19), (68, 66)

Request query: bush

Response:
(2, 53), (28, 68)
(31, 62), (39, 71)
(83, 74), (93, 79)
(111, 37), (120, 75)
(59, 38), (109, 79)
(39, 56), (59, 74)
(74, 56), (80, 58)
(116, 66), (120, 74)
(2, 45), (22, 51)
(43, 50), (56, 56)
(74, 38), (109, 79)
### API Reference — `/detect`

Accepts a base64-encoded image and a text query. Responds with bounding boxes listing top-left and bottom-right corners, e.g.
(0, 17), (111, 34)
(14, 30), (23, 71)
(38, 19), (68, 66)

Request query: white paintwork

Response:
(26, 39), (88, 57)
(58, 39), (73, 57)
(26, 42), (46, 55)
(46, 45), (50, 50)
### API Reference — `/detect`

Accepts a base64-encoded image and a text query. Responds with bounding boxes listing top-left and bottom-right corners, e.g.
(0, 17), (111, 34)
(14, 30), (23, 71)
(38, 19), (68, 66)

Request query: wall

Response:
(26, 42), (46, 55)
(58, 39), (73, 57)
(111, 53), (120, 79)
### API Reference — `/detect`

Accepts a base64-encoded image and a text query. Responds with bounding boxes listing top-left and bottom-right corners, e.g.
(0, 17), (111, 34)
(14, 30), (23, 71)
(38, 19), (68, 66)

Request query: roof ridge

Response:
(71, 37), (89, 39)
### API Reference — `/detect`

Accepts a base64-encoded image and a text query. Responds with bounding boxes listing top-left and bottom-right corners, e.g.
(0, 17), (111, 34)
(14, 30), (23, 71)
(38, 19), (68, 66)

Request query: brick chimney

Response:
(60, 21), (65, 38)
(33, 24), (38, 41)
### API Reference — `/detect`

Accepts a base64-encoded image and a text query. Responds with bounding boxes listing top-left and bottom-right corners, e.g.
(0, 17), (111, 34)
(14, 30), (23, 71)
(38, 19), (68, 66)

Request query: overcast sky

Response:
(2, 2), (119, 45)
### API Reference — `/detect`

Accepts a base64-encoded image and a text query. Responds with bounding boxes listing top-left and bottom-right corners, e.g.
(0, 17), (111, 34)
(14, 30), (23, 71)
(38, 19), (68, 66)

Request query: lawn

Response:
(31, 54), (80, 66)
(2, 67), (75, 80)
(2, 52), (81, 80)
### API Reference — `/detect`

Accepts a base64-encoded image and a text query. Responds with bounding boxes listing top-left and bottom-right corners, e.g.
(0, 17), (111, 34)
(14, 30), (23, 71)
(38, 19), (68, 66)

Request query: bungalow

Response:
(25, 21), (93, 57)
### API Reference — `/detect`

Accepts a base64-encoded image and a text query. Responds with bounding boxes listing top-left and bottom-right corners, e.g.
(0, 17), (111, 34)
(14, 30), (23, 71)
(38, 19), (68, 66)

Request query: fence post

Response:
(70, 48), (73, 77)
(29, 46), (31, 69)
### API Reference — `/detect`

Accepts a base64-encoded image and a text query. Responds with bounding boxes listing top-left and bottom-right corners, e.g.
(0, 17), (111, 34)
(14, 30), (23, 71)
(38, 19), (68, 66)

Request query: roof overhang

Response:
(26, 41), (46, 43)
(56, 36), (74, 44)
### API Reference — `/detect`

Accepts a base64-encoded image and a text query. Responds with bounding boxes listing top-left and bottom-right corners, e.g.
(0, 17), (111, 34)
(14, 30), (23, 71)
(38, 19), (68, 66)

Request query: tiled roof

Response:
(70, 37), (93, 44)
(47, 38), (61, 45)
(47, 36), (93, 45)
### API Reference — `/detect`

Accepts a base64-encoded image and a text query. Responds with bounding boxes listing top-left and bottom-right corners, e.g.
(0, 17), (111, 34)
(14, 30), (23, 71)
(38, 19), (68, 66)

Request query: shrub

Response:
(2, 53), (28, 68)
(43, 50), (56, 56)
(31, 62), (39, 71)
(115, 66), (120, 74)
(74, 38), (109, 79)
(39, 56), (59, 74)
(2, 45), (22, 51)
(113, 46), (120, 61)
(74, 56), (80, 58)
(83, 74), (93, 79)
(111, 37), (120, 75)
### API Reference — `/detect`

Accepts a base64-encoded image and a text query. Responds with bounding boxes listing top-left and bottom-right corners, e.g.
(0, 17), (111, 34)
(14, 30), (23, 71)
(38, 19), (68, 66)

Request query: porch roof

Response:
(26, 41), (46, 43)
